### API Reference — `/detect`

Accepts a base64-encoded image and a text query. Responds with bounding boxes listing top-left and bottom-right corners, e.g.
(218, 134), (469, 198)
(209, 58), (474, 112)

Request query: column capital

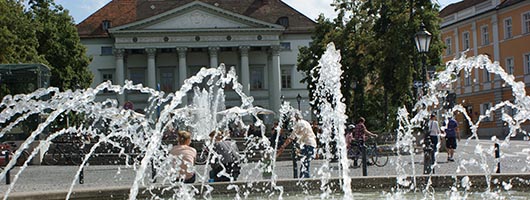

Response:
(145, 48), (157, 56)
(491, 14), (498, 24)
(176, 47), (188, 57)
(208, 46), (220, 55)
(270, 45), (280, 56)
(113, 48), (125, 58)
(239, 45), (250, 56)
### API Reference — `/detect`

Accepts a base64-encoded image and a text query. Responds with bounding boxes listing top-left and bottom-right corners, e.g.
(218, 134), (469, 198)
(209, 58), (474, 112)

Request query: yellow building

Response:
(440, 0), (530, 138)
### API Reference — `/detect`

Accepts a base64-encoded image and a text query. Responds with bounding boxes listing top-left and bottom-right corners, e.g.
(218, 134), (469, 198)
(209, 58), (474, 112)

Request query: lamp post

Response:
(296, 94), (302, 110)
(415, 22), (433, 174)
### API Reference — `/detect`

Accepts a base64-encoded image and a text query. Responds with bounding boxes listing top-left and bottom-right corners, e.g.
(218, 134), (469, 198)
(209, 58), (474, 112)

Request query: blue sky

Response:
(56, 0), (461, 24)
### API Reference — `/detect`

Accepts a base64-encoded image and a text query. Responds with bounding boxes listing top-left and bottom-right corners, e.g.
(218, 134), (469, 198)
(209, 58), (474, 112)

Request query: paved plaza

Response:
(1, 139), (529, 197)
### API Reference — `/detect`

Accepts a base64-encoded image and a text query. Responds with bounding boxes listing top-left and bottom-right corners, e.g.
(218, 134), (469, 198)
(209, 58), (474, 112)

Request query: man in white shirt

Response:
(276, 112), (317, 178)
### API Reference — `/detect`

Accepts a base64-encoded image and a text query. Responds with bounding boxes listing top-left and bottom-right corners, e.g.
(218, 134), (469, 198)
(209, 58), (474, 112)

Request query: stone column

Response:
(454, 28), (461, 94)
(177, 47), (188, 105)
(472, 23), (480, 92)
(492, 14), (501, 85)
(240, 45), (250, 94)
(146, 48), (157, 89)
(270, 45), (281, 113)
(209, 46), (219, 68)
(114, 48), (126, 104)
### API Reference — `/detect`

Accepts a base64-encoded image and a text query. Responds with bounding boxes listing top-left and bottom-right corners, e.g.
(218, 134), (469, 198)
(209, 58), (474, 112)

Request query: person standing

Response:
(428, 114), (442, 164)
(444, 116), (460, 162)
(169, 131), (197, 183)
(276, 112), (317, 178)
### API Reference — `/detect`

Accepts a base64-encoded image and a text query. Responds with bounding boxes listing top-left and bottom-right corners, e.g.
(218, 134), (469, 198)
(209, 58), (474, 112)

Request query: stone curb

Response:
(4, 173), (530, 199)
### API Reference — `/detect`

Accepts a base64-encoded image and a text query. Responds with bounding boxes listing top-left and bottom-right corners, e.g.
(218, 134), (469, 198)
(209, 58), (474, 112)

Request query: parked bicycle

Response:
(194, 144), (209, 165)
(347, 139), (389, 167)
(42, 133), (90, 165)
(0, 141), (30, 167)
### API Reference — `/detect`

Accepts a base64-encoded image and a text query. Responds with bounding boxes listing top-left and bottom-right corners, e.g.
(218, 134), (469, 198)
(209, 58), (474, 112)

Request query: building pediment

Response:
(110, 1), (284, 33)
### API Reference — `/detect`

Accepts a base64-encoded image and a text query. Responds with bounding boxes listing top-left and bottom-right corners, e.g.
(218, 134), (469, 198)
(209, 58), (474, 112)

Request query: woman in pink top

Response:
(170, 130), (197, 183)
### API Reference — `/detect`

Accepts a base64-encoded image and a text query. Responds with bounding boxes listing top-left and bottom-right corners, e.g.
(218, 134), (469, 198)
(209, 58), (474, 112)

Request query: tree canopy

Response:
(297, 0), (443, 131)
(0, 0), (92, 95)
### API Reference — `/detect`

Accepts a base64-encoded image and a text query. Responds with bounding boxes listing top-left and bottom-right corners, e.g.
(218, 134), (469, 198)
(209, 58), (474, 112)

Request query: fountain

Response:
(1, 43), (530, 199)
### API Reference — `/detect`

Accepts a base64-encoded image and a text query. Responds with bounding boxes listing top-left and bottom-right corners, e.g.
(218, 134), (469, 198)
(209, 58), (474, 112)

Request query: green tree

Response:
(28, 0), (93, 90)
(0, 0), (44, 64)
(297, 0), (443, 131)
(298, 1), (377, 124)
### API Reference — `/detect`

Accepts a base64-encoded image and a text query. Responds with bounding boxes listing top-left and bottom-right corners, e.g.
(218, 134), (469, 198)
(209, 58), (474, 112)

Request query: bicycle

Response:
(347, 139), (389, 167)
(0, 141), (30, 167)
(195, 144), (209, 165)
(42, 134), (90, 165)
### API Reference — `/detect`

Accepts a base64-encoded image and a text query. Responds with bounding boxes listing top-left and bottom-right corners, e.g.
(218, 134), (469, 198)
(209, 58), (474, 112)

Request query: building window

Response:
(159, 68), (174, 93)
(280, 42), (291, 51)
(445, 37), (452, 55)
(484, 69), (490, 82)
(524, 12), (530, 34)
(504, 100), (516, 116)
(129, 69), (145, 85)
(281, 67), (292, 89)
(481, 102), (493, 121)
(481, 25), (489, 45)
(506, 57), (514, 75)
(276, 16), (289, 27)
(464, 74), (471, 86)
(101, 46), (113, 55)
(504, 18), (512, 39)
(250, 67), (264, 90)
(462, 32), (470, 50)
(525, 53), (530, 75)
(100, 70), (114, 93)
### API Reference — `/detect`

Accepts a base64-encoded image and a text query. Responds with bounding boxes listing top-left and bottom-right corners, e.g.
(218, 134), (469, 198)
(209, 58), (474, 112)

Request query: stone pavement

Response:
(0, 139), (528, 198)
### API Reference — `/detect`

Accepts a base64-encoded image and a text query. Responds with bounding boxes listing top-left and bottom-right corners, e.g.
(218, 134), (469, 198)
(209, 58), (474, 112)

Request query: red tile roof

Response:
(77, 0), (316, 38)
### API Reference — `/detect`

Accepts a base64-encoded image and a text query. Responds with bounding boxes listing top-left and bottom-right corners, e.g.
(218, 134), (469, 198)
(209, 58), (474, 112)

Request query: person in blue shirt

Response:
(444, 116), (460, 162)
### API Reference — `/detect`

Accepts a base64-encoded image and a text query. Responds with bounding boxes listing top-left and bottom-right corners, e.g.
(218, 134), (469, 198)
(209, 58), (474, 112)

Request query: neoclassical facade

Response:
(77, 0), (315, 114)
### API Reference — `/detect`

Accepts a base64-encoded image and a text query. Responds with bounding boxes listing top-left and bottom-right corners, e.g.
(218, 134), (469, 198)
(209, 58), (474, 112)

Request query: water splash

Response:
(0, 64), (281, 199)
(396, 51), (530, 197)
(311, 43), (352, 198)
(2, 44), (530, 199)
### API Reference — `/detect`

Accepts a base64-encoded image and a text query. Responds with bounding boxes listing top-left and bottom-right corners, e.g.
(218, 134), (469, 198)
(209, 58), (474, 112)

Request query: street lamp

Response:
(415, 22), (433, 175)
(296, 94), (302, 110)
(414, 23), (432, 86)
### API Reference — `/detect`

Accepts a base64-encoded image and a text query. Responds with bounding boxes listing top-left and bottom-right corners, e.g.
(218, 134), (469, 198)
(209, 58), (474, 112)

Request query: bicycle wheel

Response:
(368, 148), (378, 165)
(52, 145), (68, 165)
(64, 145), (82, 165)
(70, 151), (82, 165)
(195, 148), (208, 165)
(43, 147), (60, 165)
(372, 147), (389, 167)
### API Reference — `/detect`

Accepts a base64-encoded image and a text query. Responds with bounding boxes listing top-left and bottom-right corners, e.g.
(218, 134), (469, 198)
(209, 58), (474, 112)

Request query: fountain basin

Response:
(4, 173), (530, 199)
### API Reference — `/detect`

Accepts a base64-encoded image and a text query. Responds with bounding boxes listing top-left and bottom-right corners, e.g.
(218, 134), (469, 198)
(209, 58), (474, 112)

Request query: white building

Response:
(77, 0), (315, 114)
